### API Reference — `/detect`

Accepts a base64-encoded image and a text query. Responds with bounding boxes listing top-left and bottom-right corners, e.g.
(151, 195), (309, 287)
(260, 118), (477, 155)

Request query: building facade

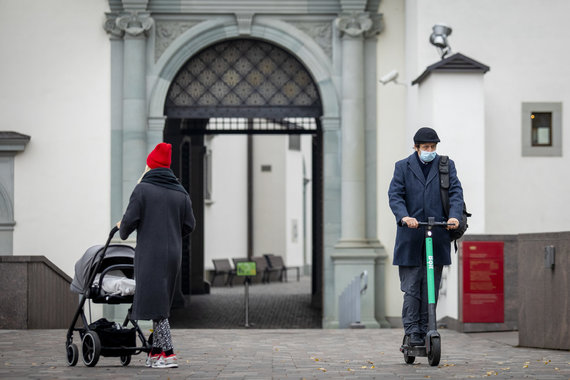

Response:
(1, 0), (569, 328)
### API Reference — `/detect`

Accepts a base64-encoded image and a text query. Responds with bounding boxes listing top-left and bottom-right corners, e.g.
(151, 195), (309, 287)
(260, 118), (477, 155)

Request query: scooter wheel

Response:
(427, 336), (441, 366)
(402, 335), (415, 364)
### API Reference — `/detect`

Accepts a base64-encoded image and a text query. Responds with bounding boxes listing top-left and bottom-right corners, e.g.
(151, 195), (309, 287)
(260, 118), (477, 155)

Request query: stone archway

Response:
(162, 38), (324, 315)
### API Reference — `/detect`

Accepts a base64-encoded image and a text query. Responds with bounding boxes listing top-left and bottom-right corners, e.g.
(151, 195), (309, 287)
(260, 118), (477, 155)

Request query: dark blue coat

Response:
(388, 153), (464, 266)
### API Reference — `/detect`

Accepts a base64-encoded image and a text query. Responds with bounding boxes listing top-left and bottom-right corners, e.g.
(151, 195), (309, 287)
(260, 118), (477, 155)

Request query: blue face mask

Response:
(420, 150), (437, 162)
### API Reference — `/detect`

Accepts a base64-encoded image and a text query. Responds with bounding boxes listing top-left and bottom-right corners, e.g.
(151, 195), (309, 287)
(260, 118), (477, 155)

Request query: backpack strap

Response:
(439, 155), (450, 218)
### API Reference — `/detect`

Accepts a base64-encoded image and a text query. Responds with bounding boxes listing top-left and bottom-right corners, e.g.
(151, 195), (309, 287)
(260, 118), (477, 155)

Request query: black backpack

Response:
(439, 156), (471, 250)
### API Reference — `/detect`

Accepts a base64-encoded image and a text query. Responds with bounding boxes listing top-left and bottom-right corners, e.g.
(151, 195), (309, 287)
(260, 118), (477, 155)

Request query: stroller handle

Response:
(110, 225), (119, 236)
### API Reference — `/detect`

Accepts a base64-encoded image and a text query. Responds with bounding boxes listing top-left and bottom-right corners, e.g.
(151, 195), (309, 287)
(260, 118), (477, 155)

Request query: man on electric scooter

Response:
(388, 127), (465, 347)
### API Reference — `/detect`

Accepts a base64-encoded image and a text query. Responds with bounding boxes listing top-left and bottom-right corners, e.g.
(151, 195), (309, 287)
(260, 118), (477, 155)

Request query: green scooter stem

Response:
(424, 229), (438, 332)
(400, 217), (452, 366)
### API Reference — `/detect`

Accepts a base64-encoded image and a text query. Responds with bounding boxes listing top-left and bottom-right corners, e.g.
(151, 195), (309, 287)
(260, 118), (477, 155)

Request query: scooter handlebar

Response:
(417, 221), (454, 227)
(401, 220), (454, 228)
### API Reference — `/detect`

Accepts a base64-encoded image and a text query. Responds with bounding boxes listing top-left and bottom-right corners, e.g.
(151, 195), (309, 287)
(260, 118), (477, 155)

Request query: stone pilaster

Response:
(327, 12), (390, 328)
(335, 12), (372, 246)
(116, 11), (154, 209)
(104, 12), (125, 227)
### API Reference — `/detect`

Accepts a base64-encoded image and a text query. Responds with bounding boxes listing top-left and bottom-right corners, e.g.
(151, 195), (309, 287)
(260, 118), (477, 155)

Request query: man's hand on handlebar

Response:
(401, 216), (418, 228)
(447, 218), (459, 230)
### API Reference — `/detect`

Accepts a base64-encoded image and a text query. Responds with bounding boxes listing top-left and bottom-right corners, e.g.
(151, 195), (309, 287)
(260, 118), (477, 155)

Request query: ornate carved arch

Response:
(165, 38), (322, 119)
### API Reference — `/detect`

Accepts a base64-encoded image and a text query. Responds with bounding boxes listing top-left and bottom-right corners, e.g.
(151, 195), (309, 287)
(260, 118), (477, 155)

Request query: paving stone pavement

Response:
(2, 277), (568, 379)
(0, 328), (569, 379)
(170, 276), (321, 329)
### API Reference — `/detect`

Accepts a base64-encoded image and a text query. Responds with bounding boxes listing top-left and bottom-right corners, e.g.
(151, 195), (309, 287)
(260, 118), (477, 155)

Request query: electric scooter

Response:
(400, 217), (452, 366)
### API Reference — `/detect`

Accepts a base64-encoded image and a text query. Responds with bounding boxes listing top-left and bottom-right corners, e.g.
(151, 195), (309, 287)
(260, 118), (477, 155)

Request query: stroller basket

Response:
(66, 227), (150, 367)
(89, 318), (137, 356)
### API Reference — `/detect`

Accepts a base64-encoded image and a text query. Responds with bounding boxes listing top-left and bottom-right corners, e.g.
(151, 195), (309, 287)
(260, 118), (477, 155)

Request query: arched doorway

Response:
(163, 39), (324, 318)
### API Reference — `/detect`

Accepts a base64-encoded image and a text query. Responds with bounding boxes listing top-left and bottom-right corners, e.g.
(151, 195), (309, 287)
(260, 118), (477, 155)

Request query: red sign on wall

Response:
(462, 242), (504, 323)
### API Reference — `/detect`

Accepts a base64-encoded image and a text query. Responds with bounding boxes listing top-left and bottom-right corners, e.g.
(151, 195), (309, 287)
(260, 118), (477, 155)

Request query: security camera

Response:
(379, 70), (399, 85)
(429, 23), (452, 59)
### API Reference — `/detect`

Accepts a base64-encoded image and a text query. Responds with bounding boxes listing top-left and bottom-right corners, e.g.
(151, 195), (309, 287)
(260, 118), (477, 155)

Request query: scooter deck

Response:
(400, 344), (427, 357)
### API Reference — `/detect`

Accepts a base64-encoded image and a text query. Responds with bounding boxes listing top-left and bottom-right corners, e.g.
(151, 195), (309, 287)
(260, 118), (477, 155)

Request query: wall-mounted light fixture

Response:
(429, 23), (452, 59)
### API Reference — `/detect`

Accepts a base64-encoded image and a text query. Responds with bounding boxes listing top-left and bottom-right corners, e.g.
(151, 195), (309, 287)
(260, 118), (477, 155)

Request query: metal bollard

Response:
(338, 271), (368, 329)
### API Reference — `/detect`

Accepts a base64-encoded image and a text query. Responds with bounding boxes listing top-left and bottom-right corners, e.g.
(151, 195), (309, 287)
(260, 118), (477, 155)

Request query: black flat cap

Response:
(413, 127), (440, 144)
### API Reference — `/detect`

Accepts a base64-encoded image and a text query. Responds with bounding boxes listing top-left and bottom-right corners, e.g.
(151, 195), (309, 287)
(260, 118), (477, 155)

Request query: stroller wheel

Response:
(120, 355), (131, 366)
(66, 343), (79, 366)
(81, 331), (101, 367)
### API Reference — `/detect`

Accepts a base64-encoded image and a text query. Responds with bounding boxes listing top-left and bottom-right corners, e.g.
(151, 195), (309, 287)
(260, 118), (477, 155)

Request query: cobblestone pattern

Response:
(1, 328), (569, 379)
(170, 276), (321, 329)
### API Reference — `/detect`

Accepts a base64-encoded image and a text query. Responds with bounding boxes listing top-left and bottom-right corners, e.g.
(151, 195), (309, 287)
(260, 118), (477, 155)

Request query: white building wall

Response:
(302, 135), (313, 269)
(379, 0), (570, 322)
(204, 135), (248, 269)
(285, 143), (304, 267)
(377, 0), (415, 324)
(2, 0), (111, 277)
(411, 0), (570, 234)
(253, 135), (286, 257)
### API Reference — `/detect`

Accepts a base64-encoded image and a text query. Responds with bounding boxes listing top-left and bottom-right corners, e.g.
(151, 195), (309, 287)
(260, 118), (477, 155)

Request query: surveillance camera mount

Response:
(378, 69), (406, 86)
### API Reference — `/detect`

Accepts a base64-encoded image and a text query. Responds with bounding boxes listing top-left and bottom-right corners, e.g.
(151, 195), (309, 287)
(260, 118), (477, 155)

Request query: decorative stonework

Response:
(335, 12), (373, 38)
(155, 20), (202, 61)
(236, 13), (254, 35)
(104, 13), (124, 39)
(116, 11), (154, 37)
(364, 13), (384, 39)
(288, 21), (333, 59)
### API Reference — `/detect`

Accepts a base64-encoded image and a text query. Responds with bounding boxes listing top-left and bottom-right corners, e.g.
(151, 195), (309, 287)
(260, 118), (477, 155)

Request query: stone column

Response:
(335, 13), (372, 247)
(104, 13), (125, 226)
(329, 13), (381, 328)
(116, 11), (153, 209)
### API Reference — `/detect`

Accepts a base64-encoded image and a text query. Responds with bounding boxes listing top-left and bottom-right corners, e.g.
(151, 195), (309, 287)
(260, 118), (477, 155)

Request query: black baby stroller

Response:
(66, 226), (151, 367)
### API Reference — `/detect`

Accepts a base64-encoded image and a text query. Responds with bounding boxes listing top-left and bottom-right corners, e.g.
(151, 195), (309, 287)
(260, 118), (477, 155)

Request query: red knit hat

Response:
(146, 142), (172, 169)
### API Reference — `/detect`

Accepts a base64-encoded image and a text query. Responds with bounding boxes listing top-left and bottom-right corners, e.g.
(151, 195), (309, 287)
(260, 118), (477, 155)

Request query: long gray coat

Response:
(119, 180), (195, 320)
(388, 153), (464, 266)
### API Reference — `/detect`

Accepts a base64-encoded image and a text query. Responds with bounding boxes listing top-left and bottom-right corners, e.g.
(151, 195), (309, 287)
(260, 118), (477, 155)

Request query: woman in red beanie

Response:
(118, 142), (195, 369)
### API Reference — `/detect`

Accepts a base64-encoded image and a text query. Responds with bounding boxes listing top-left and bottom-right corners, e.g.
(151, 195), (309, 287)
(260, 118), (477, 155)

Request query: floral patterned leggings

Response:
(152, 318), (173, 352)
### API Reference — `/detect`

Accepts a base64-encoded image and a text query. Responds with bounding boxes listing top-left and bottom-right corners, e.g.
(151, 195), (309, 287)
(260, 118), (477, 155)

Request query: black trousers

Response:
(398, 256), (443, 336)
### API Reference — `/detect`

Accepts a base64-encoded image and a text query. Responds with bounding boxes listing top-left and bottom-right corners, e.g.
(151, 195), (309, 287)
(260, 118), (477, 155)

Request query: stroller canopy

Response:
(70, 244), (135, 294)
